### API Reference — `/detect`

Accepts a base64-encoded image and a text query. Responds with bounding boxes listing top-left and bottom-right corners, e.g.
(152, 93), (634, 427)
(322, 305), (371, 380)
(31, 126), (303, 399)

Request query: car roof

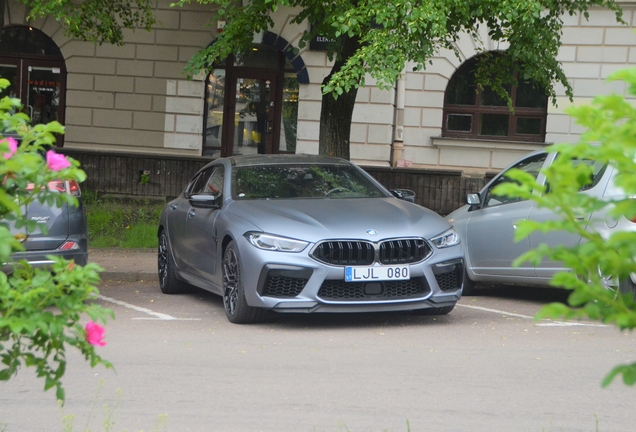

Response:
(228, 153), (351, 167)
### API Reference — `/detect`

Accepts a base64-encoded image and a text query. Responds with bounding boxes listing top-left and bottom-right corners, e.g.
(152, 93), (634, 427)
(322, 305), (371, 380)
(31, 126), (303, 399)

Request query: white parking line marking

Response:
(97, 295), (201, 321)
(535, 322), (608, 327)
(457, 303), (609, 327)
(457, 304), (535, 319)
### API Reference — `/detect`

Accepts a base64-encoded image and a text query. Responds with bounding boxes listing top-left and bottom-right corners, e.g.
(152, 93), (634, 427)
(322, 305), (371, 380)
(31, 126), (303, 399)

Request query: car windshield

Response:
(232, 164), (388, 200)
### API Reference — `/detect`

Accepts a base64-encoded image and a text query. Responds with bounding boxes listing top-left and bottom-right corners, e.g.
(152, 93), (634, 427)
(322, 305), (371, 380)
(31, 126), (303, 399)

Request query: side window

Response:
(483, 153), (548, 207)
(191, 166), (224, 197)
(572, 159), (607, 192)
(185, 171), (209, 197)
(543, 158), (607, 193)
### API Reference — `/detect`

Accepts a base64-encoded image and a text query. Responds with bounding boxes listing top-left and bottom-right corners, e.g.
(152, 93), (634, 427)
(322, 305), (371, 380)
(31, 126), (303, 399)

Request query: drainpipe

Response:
(391, 73), (406, 167)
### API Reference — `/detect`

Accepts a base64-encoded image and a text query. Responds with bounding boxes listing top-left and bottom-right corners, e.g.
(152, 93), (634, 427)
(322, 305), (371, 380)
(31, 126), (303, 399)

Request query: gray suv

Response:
(3, 178), (88, 272)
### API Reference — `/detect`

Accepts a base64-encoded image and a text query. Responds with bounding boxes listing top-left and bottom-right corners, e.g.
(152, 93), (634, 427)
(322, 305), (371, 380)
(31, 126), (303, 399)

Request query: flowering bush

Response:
(0, 77), (113, 402)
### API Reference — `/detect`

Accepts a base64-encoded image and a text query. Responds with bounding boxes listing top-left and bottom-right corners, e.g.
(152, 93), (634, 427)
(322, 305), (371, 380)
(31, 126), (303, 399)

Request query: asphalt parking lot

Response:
(1, 280), (634, 432)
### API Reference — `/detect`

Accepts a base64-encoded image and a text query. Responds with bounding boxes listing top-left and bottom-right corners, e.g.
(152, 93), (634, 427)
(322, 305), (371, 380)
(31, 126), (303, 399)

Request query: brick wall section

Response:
(60, 149), (495, 215)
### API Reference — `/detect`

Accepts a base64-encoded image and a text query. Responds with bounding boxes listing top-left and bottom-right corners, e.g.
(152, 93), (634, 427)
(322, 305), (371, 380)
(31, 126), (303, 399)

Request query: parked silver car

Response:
(157, 154), (464, 323)
(4, 179), (88, 272)
(447, 149), (636, 295)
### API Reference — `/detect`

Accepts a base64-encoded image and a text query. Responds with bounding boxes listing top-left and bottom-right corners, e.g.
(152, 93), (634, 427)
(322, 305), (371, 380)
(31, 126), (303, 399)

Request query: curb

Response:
(100, 271), (158, 282)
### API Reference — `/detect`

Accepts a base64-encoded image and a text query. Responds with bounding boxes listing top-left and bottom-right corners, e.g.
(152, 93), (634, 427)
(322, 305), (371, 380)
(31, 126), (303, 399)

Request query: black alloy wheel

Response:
(158, 231), (188, 294)
(222, 240), (266, 324)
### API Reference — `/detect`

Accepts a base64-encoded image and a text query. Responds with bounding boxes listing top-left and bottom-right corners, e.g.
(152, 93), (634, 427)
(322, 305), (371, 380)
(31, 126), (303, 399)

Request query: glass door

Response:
(203, 44), (299, 157)
(230, 75), (276, 156)
(0, 57), (66, 141)
(26, 63), (64, 125)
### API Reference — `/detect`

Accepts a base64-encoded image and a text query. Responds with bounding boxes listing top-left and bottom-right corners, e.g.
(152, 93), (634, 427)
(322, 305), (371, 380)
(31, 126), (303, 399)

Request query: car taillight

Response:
(67, 180), (81, 197)
(59, 241), (80, 250)
(48, 180), (67, 193)
(24, 180), (81, 196)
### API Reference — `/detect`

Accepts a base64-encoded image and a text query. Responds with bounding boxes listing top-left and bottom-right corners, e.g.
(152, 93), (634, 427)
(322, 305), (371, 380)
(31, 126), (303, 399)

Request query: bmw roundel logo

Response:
(367, 229), (377, 236)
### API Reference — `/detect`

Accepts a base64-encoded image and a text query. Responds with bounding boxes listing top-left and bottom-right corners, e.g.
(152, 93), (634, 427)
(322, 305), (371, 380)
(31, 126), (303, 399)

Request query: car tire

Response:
(222, 240), (267, 324)
(461, 267), (477, 296)
(618, 277), (636, 300)
(588, 267), (636, 301)
(158, 230), (189, 294)
(413, 305), (455, 316)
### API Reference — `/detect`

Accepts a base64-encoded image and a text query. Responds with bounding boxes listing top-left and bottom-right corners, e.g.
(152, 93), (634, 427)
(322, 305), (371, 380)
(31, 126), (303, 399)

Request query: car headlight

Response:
(246, 232), (309, 252)
(430, 229), (460, 249)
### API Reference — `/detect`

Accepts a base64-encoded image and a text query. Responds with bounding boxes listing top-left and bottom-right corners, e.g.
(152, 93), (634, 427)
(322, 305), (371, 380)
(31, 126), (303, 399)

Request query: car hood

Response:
(225, 198), (451, 242)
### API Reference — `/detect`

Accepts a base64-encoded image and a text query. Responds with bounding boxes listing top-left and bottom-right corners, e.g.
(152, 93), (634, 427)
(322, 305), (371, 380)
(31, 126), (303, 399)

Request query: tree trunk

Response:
(318, 34), (361, 160)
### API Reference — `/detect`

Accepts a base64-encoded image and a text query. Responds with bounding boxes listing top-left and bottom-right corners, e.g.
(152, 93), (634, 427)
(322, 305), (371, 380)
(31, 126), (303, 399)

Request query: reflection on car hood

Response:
(226, 198), (450, 241)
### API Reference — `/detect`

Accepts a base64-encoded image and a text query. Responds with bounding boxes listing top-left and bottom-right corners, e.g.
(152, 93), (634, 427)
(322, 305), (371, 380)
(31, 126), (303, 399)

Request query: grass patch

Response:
(85, 192), (165, 249)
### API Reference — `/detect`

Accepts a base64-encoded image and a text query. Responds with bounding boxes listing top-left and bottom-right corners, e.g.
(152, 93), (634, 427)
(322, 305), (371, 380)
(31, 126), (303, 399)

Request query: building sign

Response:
(310, 35), (336, 51)
(28, 79), (60, 93)
(309, 24), (336, 51)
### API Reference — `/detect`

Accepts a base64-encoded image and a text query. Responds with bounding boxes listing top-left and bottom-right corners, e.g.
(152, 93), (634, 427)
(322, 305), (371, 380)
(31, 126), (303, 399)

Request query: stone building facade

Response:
(2, 1), (635, 174)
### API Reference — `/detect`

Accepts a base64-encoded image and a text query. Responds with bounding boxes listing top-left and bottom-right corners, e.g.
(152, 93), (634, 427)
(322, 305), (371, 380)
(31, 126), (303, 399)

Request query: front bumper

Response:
(236, 235), (464, 313)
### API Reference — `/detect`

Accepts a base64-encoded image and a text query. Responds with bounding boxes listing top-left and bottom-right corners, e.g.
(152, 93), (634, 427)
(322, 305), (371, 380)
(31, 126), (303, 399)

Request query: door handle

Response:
(188, 210), (196, 218)
(170, 204), (177, 210)
(265, 120), (273, 133)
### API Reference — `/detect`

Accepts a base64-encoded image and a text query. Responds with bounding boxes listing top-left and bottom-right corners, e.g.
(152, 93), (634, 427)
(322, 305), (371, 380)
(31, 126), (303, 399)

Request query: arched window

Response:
(203, 42), (300, 158)
(442, 53), (548, 143)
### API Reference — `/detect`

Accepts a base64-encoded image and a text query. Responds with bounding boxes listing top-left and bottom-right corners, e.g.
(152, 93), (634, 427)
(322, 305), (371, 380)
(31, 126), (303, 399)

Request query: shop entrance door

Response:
(221, 70), (281, 157)
(0, 58), (66, 128)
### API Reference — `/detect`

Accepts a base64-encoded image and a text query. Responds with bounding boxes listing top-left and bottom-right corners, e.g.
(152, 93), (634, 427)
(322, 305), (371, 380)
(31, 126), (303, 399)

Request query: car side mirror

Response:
(391, 189), (416, 203)
(189, 194), (220, 209)
(466, 193), (481, 206)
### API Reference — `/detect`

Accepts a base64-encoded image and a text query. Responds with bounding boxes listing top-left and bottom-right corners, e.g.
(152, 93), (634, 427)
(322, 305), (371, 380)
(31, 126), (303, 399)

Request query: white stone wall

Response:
(5, 0), (215, 156)
(4, 1), (636, 170)
(399, 5), (636, 173)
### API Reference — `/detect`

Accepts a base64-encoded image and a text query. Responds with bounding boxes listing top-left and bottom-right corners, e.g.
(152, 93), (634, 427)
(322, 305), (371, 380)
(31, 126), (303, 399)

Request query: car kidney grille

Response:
(262, 275), (308, 297)
(318, 278), (430, 301)
(311, 238), (431, 266)
(311, 241), (375, 265)
(379, 239), (431, 264)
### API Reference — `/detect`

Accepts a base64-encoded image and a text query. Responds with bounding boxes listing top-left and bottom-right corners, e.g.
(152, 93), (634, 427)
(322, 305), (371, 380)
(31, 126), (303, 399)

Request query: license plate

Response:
(345, 265), (410, 282)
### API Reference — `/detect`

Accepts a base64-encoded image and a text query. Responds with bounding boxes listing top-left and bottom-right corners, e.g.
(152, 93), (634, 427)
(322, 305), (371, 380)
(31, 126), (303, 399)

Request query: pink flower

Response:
(1, 137), (18, 159)
(85, 321), (107, 347)
(46, 150), (71, 171)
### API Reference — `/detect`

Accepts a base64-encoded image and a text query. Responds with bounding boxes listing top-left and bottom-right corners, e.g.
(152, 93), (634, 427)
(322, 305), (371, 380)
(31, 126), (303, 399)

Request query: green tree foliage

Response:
(0, 79), (113, 402)
(7, 0), (156, 45)
(494, 68), (636, 387)
(175, 0), (623, 158)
